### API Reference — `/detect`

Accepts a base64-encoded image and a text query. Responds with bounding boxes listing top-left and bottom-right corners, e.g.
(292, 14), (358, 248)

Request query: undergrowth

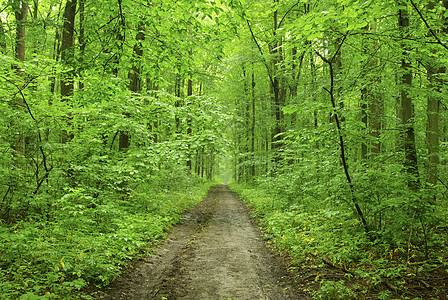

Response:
(231, 182), (448, 300)
(0, 177), (211, 299)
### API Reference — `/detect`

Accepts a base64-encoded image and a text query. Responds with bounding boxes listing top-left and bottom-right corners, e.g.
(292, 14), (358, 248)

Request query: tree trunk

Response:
(271, 3), (285, 163)
(251, 63), (256, 177)
(128, 29), (144, 93)
(333, 36), (344, 123)
(186, 72), (193, 170)
(0, 18), (7, 53)
(12, 1), (28, 156)
(370, 94), (382, 156)
(424, 0), (448, 189)
(186, 27), (193, 170)
(361, 23), (382, 161)
(60, 0), (77, 99)
(174, 60), (183, 132)
(398, 5), (420, 190)
(14, 0), (29, 81)
(361, 91), (368, 160)
(78, 0), (86, 91)
(426, 79), (440, 187)
(119, 26), (144, 151)
(113, 0), (125, 76)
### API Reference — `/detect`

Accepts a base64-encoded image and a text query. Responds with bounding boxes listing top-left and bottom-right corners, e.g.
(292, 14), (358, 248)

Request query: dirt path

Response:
(102, 185), (306, 299)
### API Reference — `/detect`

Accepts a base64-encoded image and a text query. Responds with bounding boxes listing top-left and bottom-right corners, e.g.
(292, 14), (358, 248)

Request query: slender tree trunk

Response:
(174, 60), (183, 132)
(59, 0), (77, 144)
(316, 34), (370, 236)
(361, 23), (382, 161)
(289, 47), (298, 99)
(242, 64), (250, 180)
(251, 63), (256, 177)
(369, 24), (382, 157)
(119, 26), (144, 151)
(361, 92), (368, 160)
(13, 1), (29, 156)
(49, 2), (63, 98)
(60, 0), (77, 99)
(271, 2), (285, 163)
(333, 36), (344, 123)
(113, 0), (125, 76)
(186, 68), (193, 170)
(310, 52), (318, 130)
(370, 95), (382, 156)
(360, 25), (370, 161)
(398, 5), (420, 190)
(329, 59), (370, 235)
(78, 0), (86, 91)
(424, 0), (447, 189)
(128, 28), (144, 93)
(426, 77), (440, 187)
(0, 17), (6, 53)
(14, 0), (29, 81)
(186, 26), (194, 170)
(289, 46), (305, 130)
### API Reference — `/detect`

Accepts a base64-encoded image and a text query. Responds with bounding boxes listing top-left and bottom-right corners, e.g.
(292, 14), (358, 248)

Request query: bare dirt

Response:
(101, 184), (306, 299)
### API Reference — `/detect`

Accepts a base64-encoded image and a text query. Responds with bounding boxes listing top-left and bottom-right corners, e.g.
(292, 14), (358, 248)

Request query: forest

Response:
(1, 0), (448, 299)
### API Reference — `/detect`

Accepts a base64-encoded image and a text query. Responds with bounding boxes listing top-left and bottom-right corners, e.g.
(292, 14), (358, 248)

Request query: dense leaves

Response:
(226, 0), (448, 298)
(0, 0), (229, 298)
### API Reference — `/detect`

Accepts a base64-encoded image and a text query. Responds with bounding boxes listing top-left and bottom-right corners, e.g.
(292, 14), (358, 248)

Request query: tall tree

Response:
(270, 0), (286, 158)
(398, 2), (420, 190)
(13, 0), (29, 80)
(251, 63), (256, 177)
(0, 17), (7, 53)
(12, 0), (29, 156)
(361, 23), (382, 160)
(78, 0), (86, 91)
(420, 0), (448, 190)
(60, 0), (77, 99)
(119, 25), (145, 151)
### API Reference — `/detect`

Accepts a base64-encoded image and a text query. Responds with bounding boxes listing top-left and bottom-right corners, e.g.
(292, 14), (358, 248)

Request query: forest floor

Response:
(96, 184), (307, 299)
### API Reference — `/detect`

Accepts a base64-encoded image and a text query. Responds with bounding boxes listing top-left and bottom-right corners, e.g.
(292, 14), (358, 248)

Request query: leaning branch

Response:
(409, 0), (448, 52)
(244, 18), (276, 88)
(331, 31), (350, 63)
(278, 0), (301, 29)
(315, 49), (370, 236)
(5, 76), (52, 194)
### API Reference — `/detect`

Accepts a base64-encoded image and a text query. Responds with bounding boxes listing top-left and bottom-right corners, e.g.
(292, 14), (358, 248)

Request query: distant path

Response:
(103, 185), (306, 299)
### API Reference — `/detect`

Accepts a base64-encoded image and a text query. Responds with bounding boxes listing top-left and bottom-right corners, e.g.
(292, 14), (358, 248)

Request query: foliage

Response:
(2, 0), (448, 298)
(0, 179), (210, 299)
(225, 0), (448, 297)
(0, 0), (231, 298)
(232, 181), (448, 298)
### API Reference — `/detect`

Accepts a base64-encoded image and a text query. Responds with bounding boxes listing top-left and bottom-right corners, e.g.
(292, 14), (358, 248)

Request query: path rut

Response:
(103, 185), (305, 299)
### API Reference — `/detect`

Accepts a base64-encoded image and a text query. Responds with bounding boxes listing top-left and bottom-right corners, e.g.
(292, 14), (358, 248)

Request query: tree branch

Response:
(409, 0), (448, 52)
(244, 18), (275, 88)
(278, 0), (301, 29)
(315, 48), (371, 236)
(331, 30), (350, 63)
(4, 76), (52, 193)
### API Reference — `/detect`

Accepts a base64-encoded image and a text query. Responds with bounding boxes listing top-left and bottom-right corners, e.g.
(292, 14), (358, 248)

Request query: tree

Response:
(78, 0), (86, 91)
(417, 0), (448, 190)
(118, 25), (145, 151)
(0, 17), (7, 53)
(398, 2), (420, 190)
(60, 0), (77, 99)
(12, 0), (28, 156)
(13, 0), (28, 75)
